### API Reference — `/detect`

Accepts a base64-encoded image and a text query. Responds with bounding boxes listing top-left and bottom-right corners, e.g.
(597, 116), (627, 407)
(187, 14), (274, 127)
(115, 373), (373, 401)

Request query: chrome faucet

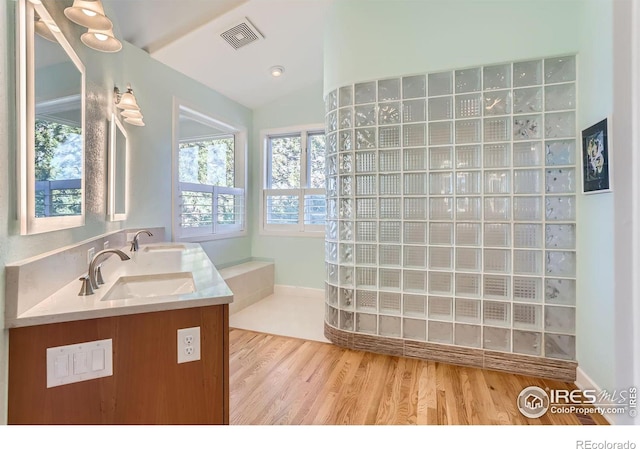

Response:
(130, 230), (153, 252)
(79, 249), (131, 295)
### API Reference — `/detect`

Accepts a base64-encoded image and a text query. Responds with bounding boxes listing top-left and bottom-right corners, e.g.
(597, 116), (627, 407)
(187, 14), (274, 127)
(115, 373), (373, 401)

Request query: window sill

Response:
(259, 228), (325, 238)
(177, 230), (247, 243)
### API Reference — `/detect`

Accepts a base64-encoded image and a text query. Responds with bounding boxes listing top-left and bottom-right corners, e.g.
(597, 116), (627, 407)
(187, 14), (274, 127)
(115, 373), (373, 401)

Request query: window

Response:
(173, 103), (246, 240)
(261, 125), (326, 235)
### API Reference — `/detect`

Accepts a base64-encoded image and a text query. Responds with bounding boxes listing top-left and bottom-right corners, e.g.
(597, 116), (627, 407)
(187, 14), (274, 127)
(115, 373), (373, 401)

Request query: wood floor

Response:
(229, 328), (608, 425)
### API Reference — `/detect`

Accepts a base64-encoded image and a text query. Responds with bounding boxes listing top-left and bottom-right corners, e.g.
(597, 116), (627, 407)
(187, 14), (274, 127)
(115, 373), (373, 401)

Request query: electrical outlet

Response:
(103, 240), (109, 250)
(87, 247), (95, 264)
(177, 327), (201, 364)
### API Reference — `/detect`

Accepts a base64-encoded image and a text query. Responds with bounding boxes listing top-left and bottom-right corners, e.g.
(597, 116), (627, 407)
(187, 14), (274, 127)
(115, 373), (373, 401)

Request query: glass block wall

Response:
(324, 56), (577, 360)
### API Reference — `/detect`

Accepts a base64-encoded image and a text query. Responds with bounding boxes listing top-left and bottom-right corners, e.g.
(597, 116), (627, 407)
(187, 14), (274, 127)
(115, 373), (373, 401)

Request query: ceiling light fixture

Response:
(270, 66), (285, 77)
(81, 28), (122, 53)
(114, 85), (145, 127)
(64, 0), (113, 30)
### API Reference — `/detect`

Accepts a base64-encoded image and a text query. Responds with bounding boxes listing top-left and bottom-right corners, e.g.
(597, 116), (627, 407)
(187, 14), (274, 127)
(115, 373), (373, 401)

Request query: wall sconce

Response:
(81, 28), (122, 53)
(114, 85), (145, 126)
(65, 0), (122, 53)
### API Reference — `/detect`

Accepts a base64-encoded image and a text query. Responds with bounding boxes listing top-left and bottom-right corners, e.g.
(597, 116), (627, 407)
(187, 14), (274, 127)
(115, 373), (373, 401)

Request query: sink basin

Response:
(143, 244), (186, 252)
(101, 272), (196, 301)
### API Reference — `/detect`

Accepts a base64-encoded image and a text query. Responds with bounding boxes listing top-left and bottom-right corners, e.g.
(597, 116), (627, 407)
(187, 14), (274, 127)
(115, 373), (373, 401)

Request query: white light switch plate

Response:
(46, 339), (113, 388)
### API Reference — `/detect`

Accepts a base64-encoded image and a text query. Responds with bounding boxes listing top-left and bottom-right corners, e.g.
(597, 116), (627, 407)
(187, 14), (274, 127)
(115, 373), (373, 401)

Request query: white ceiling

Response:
(106, 0), (331, 109)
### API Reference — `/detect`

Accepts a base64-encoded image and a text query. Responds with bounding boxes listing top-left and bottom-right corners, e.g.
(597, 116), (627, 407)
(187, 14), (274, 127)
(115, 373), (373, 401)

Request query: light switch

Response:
(55, 355), (69, 378)
(73, 352), (88, 374)
(92, 348), (105, 371)
(47, 339), (113, 388)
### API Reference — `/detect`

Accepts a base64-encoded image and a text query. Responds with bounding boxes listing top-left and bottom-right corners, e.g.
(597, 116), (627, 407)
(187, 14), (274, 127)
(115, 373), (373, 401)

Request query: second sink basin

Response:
(101, 272), (196, 301)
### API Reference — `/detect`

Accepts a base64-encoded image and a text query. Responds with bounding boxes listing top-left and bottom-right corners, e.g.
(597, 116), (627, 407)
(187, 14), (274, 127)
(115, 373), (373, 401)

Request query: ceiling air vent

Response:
(220, 18), (264, 50)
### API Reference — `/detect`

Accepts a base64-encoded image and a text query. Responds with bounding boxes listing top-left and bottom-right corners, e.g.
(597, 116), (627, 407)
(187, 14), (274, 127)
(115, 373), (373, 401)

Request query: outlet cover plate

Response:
(177, 327), (201, 364)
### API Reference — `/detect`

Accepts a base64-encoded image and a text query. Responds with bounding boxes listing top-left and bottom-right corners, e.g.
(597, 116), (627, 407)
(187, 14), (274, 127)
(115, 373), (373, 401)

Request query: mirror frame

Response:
(107, 113), (128, 221)
(17, 0), (86, 234)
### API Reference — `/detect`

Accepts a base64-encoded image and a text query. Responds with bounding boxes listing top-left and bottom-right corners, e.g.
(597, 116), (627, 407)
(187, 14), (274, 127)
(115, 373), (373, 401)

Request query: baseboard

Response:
(575, 366), (615, 425)
(274, 285), (324, 299)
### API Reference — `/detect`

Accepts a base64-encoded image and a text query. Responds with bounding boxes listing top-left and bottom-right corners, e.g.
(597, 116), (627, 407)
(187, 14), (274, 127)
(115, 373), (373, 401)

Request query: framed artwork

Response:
(581, 118), (611, 194)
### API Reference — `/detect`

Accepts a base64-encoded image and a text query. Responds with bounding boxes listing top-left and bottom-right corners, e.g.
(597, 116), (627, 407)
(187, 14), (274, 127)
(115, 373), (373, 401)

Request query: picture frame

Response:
(581, 118), (612, 194)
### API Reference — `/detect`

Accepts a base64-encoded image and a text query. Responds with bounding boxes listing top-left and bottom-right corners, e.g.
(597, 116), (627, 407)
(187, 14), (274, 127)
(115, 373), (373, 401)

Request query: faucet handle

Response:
(96, 264), (105, 285)
(78, 275), (94, 296)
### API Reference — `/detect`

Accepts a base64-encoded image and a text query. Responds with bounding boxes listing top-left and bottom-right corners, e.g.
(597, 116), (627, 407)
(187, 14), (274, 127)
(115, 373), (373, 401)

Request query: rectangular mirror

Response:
(108, 113), (128, 221)
(18, 0), (86, 234)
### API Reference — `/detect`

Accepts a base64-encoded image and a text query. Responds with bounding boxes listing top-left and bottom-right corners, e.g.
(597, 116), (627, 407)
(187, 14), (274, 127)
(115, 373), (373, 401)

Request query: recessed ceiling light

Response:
(270, 66), (285, 77)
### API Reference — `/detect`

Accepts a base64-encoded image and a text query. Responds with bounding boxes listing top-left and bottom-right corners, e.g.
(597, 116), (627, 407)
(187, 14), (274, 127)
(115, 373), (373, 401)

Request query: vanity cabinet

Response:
(8, 304), (229, 424)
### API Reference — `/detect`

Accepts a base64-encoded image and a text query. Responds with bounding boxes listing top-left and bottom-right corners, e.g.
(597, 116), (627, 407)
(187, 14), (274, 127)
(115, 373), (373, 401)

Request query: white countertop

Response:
(7, 243), (233, 328)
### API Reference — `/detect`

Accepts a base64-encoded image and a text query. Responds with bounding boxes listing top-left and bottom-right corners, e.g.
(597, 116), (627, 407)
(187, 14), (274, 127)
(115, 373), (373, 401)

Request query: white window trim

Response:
(259, 123), (325, 237)
(172, 98), (247, 242)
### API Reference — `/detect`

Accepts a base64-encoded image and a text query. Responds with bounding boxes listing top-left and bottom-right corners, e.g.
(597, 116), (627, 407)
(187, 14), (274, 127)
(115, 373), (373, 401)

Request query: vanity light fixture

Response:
(124, 117), (145, 127)
(34, 16), (58, 43)
(120, 109), (143, 119)
(114, 85), (145, 126)
(81, 28), (122, 53)
(64, 0), (113, 30)
(270, 65), (285, 77)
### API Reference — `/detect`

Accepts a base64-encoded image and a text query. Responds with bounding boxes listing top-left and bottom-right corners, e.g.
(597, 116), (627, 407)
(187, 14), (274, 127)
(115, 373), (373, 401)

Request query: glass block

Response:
(403, 292), (427, 314)
(456, 145), (481, 168)
(428, 296), (453, 320)
(455, 249), (481, 272)
(514, 115), (542, 140)
(356, 244), (377, 265)
(379, 245), (401, 266)
(404, 197), (427, 220)
(327, 218), (338, 238)
(328, 199), (338, 220)
(513, 277), (542, 302)
(428, 71), (452, 96)
(484, 275), (510, 300)
(327, 155), (338, 176)
(339, 153), (353, 174)
(340, 287), (354, 309)
(327, 110), (337, 132)
(513, 330), (542, 356)
(514, 169), (542, 194)
(546, 251), (576, 277)
(514, 197), (542, 221)
(379, 268), (401, 290)
(355, 104), (377, 127)
(355, 151), (376, 173)
(428, 272), (452, 295)
(404, 173), (427, 195)
(484, 143), (510, 168)
(456, 171), (481, 195)
(483, 90), (511, 116)
(404, 124), (426, 147)
(545, 112), (576, 138)
(484, 117), (510, 142)
(544, 334), (575, 360)
(545, 55), (576, 84)
(356, 197), (376, 219)
(379, 315), (401, 337)
(339, 108), (352, 130)
(513, 60), (542, 87)
(326, 241), (337, 262)
(484, 223), (510, 247)
(356, 221), (377, 242)
(430, 197), (453, 220)
(484, 170), (510, 194)
(356, 267), (377, 288)
(326, 305), (339, 327)
(429, 122), (453, 145)
(403, 75), (426, 99)
(327, 265), (339, 285)
(356, 290), (377, 312)
(327, 132), (338, 154)
(380, 173), (401, 195)
(545, 83), (576, 111)
(380, 222), (402, 244)
(339, 130), (352, 152)
(514, 141), (542, 167)
(546, 168), (576, 193)
(513, 250), (542, 275)
(456, 197), (481, 220)
(403, 318), (426, 341)
(339, 85), (353, 108)
(325, 89), (337, 112)
(356, 174), (377, 196)
(379, 126), (401, 148)
(404, 99), (427, 123)
(484, 249), (510, 273)
(455, 68), (481, 93)
(455, 272), (481, 296)
(429, 97), (453, 121)
(380, 292), (402, 314)
(428, 321), (453, 344)
(340, 220), (354, 241)
(484, 301), (511, 327)
(546, 224), (576, 249)
(380, 198), (401, 219)
(404, 246), (427, 268)
(355, 128), (376, 149)
(484, 197), (511, 221)
(356, 313), (377, 334)
(429, 146), (453, 169)
(340, 265), (354, 286)
(513, 87), (542, 113)
(513, 303), (542, 330)
(456, 223), (481, 246)
(545, 140), (576, 166)
(404, 147), (428, 171)
(429, 247), (452, 270)
(545, 279), (576, 305)
(354, 81), (376, 104)
(484, 64), (511, 90)
(484, 327), (511, 351)
(378, 78), (401, 101)
(545, 305), (575, 333)
(455, 120), (481, 144)
(455, 93), (482, 118)
(455, 324), (481, 348)
(404, 221), (427, 244)
(339, 175), (353, 196)
(545, 196), (576, 221)
(340, 244), (353, 265)
(429, 172), (453, 195)
(455, 298), (480, 323)
(514, 224), (542, 248)
(379, 149), (401, 171)
(429, 223), (453, 245)
(378, 102), (401, 125)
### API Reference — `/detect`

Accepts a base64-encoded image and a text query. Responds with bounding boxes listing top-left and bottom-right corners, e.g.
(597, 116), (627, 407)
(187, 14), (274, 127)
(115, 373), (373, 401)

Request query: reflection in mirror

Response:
(18, 0), (85, 234)
(108, 113), (128, 221)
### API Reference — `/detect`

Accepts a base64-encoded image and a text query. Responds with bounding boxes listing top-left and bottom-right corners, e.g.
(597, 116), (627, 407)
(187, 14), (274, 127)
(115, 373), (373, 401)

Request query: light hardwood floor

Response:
(229, 328), (608, 425)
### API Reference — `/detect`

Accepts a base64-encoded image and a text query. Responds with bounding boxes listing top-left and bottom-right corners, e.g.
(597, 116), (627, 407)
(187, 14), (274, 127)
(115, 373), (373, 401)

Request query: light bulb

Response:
(95, 33), (108, 41)
(82, 8), (97, 16)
